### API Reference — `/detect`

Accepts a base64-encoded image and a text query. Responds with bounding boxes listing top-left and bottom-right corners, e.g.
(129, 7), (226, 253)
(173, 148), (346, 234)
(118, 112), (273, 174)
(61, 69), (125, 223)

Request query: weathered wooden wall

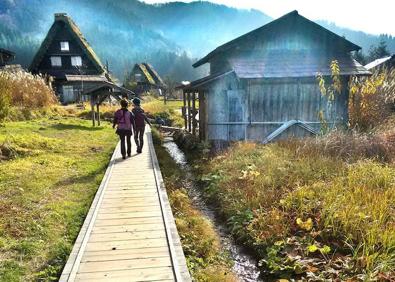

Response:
(205, 75), (349, 142)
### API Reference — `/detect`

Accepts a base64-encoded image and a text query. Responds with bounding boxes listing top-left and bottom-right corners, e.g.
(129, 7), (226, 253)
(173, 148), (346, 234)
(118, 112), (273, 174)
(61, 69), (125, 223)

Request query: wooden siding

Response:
(205, 77), (349, 142)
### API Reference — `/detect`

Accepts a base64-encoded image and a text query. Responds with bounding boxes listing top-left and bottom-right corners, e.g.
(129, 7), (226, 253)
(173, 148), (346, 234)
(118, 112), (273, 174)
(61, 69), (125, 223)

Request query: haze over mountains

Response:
(1, 0), (394, 81)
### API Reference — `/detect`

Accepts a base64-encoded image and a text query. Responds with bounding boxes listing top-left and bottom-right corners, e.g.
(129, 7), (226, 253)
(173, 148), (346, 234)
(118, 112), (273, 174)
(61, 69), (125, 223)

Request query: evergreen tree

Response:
(368, 38), (391, 62)
(353, 50), (367, 65)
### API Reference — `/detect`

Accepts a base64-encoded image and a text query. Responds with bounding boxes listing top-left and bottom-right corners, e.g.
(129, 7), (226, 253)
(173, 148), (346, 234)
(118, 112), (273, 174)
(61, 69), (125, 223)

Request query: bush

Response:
(0, 70), (57, 121)
(349, 68), (395, 130)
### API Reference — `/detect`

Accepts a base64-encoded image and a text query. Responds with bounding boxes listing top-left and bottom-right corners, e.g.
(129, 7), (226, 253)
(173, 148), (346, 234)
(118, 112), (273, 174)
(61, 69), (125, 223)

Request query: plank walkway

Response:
(60, 127), (191, 282)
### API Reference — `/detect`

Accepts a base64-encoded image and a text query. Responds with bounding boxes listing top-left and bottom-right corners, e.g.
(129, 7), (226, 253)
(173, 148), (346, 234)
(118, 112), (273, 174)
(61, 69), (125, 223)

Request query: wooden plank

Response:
(75, 266), (174, 281)
(99, 201), (159, 208)
(92, 223), (164, 234)
(78, 257), (172, 273)
(85, 238), (169, 252)
(102, 198), (158, 208)
(96, 211), (162, 220)
(89, 230), (166, 242)
(96, 205), (161, 214)
(94, 217), (164, 227)
(103, 190), (157, 197)
(82, 247), (170, 262)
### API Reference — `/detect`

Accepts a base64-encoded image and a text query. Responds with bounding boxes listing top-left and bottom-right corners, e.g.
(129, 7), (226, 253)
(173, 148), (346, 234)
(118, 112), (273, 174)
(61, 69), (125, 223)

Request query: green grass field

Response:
(0, 117), (117, 281)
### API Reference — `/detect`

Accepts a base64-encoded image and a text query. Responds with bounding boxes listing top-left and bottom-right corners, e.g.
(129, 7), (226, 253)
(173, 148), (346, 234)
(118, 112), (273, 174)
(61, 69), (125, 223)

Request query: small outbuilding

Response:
(128, 63), (167, 95)
(180, 10), (370, 146)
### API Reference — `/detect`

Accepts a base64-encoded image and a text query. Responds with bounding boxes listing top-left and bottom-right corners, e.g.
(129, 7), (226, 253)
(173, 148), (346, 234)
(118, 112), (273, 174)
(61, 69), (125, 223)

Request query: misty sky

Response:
(142, 0), (394, 36)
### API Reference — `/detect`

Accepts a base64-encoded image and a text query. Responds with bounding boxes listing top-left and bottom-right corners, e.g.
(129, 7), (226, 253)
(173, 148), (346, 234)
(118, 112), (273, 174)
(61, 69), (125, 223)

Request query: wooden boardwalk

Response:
(60, 128), (191, 282)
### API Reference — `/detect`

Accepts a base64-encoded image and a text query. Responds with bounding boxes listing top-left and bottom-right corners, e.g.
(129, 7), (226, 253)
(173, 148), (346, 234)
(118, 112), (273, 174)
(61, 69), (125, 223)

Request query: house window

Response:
(60, 41), (69, 51)
(50, 56), (62, 67)
(71, 56), (82, 67)
(62, 85), (75, 103)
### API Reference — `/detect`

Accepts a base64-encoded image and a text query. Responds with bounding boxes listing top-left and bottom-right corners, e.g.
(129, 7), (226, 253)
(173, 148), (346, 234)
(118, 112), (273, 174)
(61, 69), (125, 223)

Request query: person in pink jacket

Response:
(113, 100), (134, 159)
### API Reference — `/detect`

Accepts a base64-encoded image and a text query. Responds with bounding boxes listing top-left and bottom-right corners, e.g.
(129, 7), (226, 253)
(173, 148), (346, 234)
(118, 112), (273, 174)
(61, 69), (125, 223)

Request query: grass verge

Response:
(152, 128), (237, 281)
(0, 117), (117, 281)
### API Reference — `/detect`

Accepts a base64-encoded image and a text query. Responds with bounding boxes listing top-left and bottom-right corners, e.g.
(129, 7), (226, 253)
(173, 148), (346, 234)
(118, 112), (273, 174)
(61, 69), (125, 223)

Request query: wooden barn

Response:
(29, 13), (129, 104)
(0, 48), (15, 66)
(180, 11), (370, 145)
(365, 54), (395, 71)
(128, 63), (166, 95)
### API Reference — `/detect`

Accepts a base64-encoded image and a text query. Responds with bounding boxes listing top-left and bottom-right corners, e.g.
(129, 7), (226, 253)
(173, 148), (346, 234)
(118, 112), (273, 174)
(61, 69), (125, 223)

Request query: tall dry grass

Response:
(202, 124), (395, 280)
(0, 70), (57, 121)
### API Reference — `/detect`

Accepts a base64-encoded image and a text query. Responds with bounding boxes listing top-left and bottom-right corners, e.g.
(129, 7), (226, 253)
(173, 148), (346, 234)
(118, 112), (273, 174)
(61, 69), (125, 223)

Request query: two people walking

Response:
(113, 98), (151, 159)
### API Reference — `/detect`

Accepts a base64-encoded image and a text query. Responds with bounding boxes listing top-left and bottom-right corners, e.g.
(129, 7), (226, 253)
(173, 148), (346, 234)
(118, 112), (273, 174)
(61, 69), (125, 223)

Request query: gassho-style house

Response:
(29, 13), (131, 104)
(129, 63), (167, 95)
(179, 10), (370, 146)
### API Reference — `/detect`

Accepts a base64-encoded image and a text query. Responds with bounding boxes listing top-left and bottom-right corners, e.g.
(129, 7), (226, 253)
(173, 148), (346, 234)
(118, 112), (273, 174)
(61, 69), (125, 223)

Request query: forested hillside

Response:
(1, 0), (394, 81)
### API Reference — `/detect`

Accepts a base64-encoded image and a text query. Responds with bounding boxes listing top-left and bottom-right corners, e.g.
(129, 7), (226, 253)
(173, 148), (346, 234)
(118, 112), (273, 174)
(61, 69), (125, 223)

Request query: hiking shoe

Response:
(122, 155), (126, 160)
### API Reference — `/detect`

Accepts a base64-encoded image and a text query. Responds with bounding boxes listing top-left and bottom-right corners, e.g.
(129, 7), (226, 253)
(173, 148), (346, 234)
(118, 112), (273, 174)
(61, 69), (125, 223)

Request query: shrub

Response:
(349, 68), (395, 130)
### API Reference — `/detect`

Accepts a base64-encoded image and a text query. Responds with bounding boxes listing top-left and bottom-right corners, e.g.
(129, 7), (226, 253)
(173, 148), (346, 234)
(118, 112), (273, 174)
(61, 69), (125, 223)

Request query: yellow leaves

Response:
(316, 60), (342, 103)
(238, 164), (261, 180)
(296, 217), (313, 231)
(349, 68), (394, 129)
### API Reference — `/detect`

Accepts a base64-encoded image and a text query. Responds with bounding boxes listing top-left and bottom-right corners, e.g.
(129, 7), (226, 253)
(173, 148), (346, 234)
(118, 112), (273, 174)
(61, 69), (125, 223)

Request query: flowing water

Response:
(162, 137), (262, 282)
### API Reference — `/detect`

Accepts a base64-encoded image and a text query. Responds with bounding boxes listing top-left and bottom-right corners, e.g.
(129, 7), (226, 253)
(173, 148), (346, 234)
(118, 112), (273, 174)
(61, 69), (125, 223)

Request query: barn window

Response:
(60, 41), (69, 51)
(50, 56), (62, 67)
(71, 56), (82, 66)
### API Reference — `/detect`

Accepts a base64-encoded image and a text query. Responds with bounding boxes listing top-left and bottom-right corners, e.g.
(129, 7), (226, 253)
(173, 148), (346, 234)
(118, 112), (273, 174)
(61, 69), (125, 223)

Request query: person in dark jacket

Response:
(131, 98), (151, 154)
(113, 100), (134, 159)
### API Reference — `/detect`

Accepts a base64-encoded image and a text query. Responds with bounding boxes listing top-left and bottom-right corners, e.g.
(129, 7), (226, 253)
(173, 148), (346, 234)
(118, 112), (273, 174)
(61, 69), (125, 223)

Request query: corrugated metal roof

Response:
(230, 52), (370, 78)
(193, 10), (361, 68)
(365, 55), (394, 70)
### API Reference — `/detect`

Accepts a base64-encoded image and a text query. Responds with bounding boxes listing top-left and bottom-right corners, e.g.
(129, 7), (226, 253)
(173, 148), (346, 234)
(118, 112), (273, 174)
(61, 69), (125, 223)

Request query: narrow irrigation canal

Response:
(162, 137), (262, 282)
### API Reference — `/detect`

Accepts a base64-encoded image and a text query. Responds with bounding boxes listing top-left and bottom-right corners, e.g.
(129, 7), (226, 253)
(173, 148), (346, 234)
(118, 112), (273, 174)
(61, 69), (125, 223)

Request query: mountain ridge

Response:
(0, 0), (394, 80)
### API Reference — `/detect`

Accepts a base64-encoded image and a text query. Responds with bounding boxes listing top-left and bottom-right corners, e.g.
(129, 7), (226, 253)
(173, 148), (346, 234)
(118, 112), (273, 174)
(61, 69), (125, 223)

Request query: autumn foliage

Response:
(349, 68), (395, 130)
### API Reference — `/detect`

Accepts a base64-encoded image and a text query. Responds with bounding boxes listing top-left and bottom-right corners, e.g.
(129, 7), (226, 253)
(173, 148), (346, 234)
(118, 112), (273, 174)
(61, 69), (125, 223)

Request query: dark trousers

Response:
(118, 131), (132, 157)
(134, 127), (145, 151)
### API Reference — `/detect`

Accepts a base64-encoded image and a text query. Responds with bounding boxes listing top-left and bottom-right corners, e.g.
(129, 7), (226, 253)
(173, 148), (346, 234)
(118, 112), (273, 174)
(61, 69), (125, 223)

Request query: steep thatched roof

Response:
(133, 63), (166, 87)
(29, 13), (106, 74)
(143, 63), (166, 87)
(135, 63), (156, 85)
